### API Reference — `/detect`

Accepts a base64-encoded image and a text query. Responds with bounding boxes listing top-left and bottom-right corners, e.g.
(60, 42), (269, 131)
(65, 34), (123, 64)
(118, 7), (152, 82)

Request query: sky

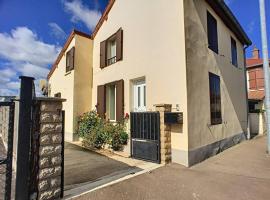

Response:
(0, 0), (269, 96)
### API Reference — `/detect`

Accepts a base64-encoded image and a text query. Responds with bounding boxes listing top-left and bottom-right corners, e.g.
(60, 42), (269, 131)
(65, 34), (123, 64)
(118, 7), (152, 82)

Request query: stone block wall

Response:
(155, 104), (172, 164)
(33, 99), (64, 200)
(0, 106), (9, 147)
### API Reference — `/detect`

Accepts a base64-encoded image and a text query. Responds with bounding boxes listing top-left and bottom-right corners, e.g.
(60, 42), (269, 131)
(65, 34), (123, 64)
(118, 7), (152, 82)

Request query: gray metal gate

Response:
(130, 112), (160, 163)
(0, 102), (15, 200)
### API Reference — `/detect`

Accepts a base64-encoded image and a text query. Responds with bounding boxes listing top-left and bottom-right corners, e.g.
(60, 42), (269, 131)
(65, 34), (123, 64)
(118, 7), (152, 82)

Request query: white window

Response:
(134, 81), (146, 112)
(107, 38), (117, 65)
(106, 85), (116, 121)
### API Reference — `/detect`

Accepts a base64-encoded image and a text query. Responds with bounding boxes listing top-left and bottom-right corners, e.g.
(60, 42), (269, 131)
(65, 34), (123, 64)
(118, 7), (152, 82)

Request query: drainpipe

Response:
(259, 0), (270, 153)
(243, 45), (251, 139)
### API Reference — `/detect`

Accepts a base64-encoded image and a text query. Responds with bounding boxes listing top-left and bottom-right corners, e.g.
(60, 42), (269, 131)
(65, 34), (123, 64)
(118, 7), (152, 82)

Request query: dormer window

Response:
(100, 28), (123, 68)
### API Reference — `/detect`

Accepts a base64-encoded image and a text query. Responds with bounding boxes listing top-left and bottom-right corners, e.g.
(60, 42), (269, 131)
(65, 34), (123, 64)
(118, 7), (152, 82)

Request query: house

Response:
(48, 30), (93, 141)
(246, 47), (269, 136)
(91, 0), (251, 166)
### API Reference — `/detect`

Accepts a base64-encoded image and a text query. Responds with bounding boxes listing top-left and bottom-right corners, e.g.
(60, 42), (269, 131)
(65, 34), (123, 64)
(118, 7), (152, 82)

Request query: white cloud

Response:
(63, 0), (101, 31)
(18, 63), (50, 78)
(0, 89), (17, 96)
(48, 22), (67, 40)
(0, 68), (17, 84)
(0, 27), (61, 96)
(0, 27), (60, 66)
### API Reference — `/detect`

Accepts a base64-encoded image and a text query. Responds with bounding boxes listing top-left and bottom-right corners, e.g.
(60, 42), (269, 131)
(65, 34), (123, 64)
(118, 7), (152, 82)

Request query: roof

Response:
(91, 0), (115, 38)
(246, 58), (270, 68)
(248, 90), (265, 101)
(47, 30), (92, 79)
(206, 0), (252, 46)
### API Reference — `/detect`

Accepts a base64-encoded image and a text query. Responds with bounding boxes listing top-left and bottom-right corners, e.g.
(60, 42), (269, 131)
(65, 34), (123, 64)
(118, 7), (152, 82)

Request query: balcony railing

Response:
(107, 56), (117, 66)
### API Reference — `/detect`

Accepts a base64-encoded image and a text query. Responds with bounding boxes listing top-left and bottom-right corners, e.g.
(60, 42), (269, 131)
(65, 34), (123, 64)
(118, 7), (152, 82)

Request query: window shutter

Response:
(116, 29), (123, 61)
(116, 79), (124, 121)
(97, 85), (106, 119)
(70, 47), (75, 70)
(66, 50), (70, 72)
(100, 41), (107, 68)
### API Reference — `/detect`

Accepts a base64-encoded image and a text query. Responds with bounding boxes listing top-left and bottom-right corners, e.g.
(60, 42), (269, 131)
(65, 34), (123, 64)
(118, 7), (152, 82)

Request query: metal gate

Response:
(0, 102), (15, 200)
(130, 112), (160, 163)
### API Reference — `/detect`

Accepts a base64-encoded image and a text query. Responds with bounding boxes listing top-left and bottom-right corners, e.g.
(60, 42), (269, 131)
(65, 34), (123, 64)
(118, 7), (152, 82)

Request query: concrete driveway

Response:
(64, 142), (139, 191)
(74, 136), (270, 200)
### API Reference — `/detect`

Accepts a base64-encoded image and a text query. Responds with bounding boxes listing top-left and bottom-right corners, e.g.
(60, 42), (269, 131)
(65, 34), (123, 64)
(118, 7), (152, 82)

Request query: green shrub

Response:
(77, 110), (129, 151)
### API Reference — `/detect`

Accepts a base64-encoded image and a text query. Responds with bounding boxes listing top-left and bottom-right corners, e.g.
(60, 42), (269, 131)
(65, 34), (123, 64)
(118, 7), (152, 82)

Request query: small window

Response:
(209, 73), (222, 125)
(231, 37), (238, 67)
(107, 37), (117, 66)
(207, 11), (218, 54)
(106, 84), (116, 121)
(66, 47), (75, 73)
(100, 29), (123, 68)
(54, 93), (61, 98)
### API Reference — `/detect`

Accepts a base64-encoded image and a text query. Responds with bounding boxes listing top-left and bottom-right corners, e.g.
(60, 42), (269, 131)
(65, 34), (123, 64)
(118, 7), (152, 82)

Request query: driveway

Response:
(74, 136), (270, 200)
(64, 142), (140, 191)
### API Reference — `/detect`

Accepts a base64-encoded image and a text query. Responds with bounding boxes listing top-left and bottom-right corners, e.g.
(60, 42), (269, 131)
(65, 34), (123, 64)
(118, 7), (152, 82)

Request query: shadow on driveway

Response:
(64, 142), (140, 190)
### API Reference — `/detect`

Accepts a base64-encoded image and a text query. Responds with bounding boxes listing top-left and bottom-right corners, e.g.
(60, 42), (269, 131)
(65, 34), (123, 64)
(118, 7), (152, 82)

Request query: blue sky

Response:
(0, 0), (269, 96)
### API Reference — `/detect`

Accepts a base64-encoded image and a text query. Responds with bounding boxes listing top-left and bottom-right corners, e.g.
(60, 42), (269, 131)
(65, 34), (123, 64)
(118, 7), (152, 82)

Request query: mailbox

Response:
(164, 112), (183, 124)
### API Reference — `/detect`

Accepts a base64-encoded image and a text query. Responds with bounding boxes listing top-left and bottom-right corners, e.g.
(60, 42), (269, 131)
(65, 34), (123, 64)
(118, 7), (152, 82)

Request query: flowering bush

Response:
(77, 111), (129, 151)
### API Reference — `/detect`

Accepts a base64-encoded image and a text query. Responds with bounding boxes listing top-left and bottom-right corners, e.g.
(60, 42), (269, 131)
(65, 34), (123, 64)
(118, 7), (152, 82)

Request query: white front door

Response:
(134, 81), (146, 112)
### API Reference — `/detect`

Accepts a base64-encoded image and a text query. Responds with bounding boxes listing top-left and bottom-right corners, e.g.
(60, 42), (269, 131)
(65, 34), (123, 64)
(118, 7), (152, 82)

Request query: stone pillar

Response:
(155, 104), (172, 164)
(35, 98), (64, 200)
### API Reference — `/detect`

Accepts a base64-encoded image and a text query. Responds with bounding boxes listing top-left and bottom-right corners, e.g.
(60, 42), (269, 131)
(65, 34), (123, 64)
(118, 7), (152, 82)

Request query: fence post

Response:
(33, 98), (65, 200)
(155, 104), (172, 164)
(15, 76), (35, 200)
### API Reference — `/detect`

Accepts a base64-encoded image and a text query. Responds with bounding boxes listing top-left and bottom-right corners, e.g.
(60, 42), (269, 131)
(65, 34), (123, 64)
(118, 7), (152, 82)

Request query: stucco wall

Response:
(92, 0), (189, 164)
(73, 35), (93, 139)
(184, 0), (248, 152)
(49, 38), (75, 142)
(49, 36), (93, 142)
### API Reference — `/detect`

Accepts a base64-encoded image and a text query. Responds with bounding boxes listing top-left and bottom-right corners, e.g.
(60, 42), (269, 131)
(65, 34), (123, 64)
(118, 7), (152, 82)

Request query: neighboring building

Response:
(91, 0), (251, 166)
(48, 30), (93, 141)
(246, 47), (269, 136)
(0, 96), (16, 102)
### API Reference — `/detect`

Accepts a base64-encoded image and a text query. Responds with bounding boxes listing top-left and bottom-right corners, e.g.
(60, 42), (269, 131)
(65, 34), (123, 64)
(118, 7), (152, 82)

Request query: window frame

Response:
(66, 47), (75, 73)
(209, 72), (222, 125)
(105, 84), (117, 121)
(106, 35), (117, 66)
(207, 11), (219, 54)
(231, 37), (238, 67)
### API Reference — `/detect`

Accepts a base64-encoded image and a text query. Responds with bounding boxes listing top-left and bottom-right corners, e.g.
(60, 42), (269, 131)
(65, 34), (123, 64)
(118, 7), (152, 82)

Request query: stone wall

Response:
(155, 104), (172, 164)
(32, 99), (64, 200)
(0, 106), (9, 147)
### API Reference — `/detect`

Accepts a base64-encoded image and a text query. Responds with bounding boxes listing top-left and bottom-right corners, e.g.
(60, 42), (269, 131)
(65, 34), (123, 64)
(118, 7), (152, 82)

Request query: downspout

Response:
(243, 45), (251, 139)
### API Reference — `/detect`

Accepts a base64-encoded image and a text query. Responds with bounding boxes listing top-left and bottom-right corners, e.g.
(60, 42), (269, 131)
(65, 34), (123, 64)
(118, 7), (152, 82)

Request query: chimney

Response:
(252, 46), (260, 59)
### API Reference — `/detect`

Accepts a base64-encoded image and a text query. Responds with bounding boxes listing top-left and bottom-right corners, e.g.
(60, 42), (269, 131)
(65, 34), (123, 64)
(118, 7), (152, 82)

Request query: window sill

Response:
(65, 71), (72, 76)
